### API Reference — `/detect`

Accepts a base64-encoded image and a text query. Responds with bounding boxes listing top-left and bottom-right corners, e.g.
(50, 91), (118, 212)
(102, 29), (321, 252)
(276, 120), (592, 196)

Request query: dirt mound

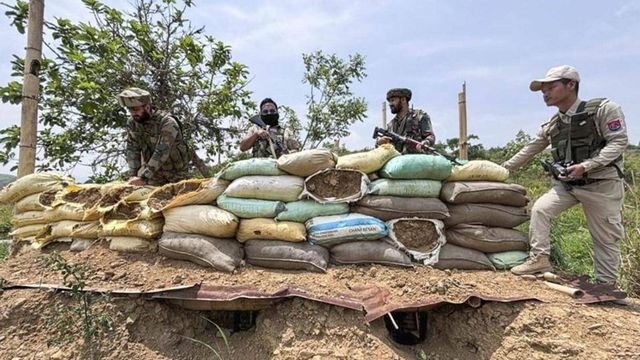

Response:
(391, 220), (440, 253)
(62, 187), (103, 208)
(1, 288), (638, 359)
(147, 182), (201, 211)
(305, 169), (363, 199)
(38, 190), (59, 207)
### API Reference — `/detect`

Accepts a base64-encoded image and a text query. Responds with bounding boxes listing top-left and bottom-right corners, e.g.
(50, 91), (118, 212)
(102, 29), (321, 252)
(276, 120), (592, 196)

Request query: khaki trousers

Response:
(529, 179), (625, 283)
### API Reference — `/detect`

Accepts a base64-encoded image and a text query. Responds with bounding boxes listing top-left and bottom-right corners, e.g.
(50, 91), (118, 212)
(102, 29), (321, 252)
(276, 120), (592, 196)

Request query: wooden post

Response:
(17, 0), (45, 178)
(382, 101), (387, 129)
(458, 82), (468, 160)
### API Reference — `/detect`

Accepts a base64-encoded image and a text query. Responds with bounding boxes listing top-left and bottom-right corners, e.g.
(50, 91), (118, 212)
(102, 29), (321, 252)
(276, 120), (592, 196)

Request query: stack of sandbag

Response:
(437, 160), (530, 271)
(1, 172), (73, 245)
(148, 178), (244, 272)
(217, 154), (333, 272)
(349, 153), (452, 265)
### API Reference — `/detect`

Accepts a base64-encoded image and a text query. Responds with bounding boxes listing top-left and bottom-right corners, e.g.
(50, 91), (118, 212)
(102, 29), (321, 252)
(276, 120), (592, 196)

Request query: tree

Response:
(437, 134), (486, 160)
(299, 50), (367, 149)
(0, 0), (253, 180)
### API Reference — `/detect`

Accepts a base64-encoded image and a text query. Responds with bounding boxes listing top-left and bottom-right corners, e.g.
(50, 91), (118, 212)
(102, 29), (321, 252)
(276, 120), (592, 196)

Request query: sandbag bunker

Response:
(1, 145), (531, 273)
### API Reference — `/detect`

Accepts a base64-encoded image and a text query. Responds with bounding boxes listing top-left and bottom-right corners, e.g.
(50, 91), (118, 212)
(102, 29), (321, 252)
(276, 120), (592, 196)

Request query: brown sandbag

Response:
(147, 178), (228, 213)
(352, 195), (449, 221)
(244, 239), (329, 273)
(446, 224), (529, 253)
(330, 239), (412, 267)
(434, 243), (495, 271)
(301, 169), (368, 203)
(158, 232), (244, 272)
(444, 203), (529, 228)
(107, 236), (157, 253)
(440, 181), (529, 207)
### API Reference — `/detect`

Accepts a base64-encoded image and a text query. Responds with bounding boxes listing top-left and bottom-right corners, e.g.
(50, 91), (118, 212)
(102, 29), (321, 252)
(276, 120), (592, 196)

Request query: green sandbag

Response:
(379, 154), (452, 180)
(487, 250), (529, 270)
(216, 194), (285, 219)
(215, 158), (285, 180)
(368, 179), (442, 198)
(275, 200), (349, 223)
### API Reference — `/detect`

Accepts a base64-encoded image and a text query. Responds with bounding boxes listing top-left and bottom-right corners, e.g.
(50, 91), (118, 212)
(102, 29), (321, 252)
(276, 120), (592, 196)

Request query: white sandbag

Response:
(99, 218), (164, 239)
(306, 213), (388, 247)
(15, 192), (48, 213)
(10, 224), (47, 241)
(163, 205), (239, 238)
(0, 172), (72, 204)
(277, 149), (337, 177)
(224, 175), (304, 202)
(11, 211), (47, 228)
(33, 220), (101, 249)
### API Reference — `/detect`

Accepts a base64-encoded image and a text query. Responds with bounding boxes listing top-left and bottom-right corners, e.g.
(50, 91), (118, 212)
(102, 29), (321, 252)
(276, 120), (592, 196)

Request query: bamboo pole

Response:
(382, 101), (387, 129)
(17, 0), (45, 178)
(458, 82), (468, 160)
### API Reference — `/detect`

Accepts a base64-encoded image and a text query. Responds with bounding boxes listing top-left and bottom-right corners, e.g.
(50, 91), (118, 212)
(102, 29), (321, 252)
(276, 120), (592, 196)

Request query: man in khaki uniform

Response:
(239, 98), (299, 158)
(504, 65), (628, 284)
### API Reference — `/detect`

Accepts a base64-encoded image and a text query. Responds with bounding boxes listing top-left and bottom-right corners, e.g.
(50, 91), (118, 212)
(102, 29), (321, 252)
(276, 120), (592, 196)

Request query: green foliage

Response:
(181, 315), (230, 360)
(1, 0), (253, 180)
(299, 51), (367, 149)
(0, 243), (7, 263)
(40, 252), (113, 358)
(0, 204), (12, 239)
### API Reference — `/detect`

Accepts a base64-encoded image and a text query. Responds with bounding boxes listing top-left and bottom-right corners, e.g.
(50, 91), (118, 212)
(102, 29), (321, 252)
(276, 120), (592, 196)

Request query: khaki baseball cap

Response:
(529, 65), (580, 91)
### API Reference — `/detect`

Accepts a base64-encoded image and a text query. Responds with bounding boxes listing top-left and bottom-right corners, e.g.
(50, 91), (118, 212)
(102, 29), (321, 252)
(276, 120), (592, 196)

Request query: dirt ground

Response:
(305, 170), (364, 200)
(1, 242), (639, 359)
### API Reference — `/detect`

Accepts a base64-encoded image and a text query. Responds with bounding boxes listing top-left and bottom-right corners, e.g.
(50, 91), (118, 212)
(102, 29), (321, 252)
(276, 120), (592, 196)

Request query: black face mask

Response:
(261, 113), (279, 126)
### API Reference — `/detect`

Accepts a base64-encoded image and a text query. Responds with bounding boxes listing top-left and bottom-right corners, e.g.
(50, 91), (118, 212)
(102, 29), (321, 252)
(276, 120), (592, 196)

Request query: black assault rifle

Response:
(373, 127), (462, 165)
(249, 115), (289, 157)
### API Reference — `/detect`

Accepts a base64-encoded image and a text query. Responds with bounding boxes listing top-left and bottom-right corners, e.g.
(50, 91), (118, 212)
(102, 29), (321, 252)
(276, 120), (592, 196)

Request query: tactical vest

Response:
(391, 109), (429, 153)
(549, 98), (621, 167)
(251, 126), (289, 158)
(139, 110), (191, 171)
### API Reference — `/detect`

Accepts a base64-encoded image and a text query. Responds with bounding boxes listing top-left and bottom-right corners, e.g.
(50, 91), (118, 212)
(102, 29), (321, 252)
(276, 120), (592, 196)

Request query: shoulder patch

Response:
(607, 118), (622, 132)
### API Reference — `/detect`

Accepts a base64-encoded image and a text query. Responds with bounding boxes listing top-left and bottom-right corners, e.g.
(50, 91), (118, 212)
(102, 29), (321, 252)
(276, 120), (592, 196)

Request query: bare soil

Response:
(1, 243), (639, 359)
(96, 187), (137, 209)
(62, 187), (103, 208)
(391, 220), (439, 253)
(38, 190), (58, 207)
(104, 202), (144, 221)
(305, 170), (363, 200)
(147, 182), (201, 211)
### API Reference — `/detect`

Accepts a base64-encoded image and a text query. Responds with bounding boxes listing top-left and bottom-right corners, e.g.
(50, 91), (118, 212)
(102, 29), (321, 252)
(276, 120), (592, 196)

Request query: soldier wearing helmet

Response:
(118, 87), (191, 186)
(376, 88), (436, 154)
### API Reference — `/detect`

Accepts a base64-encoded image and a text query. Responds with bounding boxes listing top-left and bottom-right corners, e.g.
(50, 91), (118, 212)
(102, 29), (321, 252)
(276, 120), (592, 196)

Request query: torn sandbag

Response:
(301, 169), (368, 204)
(147, 178), (228, 213)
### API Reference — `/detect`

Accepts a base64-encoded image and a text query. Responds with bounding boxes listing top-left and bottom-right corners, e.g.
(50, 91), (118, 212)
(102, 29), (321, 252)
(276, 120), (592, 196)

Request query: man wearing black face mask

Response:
(239, 98), (299, 158)
(119, 87), (191, 186)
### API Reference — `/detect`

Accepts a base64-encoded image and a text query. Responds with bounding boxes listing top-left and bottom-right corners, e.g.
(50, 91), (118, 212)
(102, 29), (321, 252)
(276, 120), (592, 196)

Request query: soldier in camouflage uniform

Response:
(118, 87), (191, 186)
(239, 98), (299, 158)
(376, 88), (436, 153)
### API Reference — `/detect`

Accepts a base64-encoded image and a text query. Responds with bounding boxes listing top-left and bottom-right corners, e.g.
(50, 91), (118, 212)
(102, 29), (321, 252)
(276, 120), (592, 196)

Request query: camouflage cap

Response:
(386, 88), (412, 101)
(117, 87), (151, 107)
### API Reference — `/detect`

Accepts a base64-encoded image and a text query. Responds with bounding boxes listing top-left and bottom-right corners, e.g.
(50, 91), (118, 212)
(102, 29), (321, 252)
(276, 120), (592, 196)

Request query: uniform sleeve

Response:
(502, 125), (551, 172)
(580, 100), (628, 172)
(139, 116), (180, 180)
(125, 120), (142, 178)
(284, 128), (300, 151)
(419, 113), (435, 146)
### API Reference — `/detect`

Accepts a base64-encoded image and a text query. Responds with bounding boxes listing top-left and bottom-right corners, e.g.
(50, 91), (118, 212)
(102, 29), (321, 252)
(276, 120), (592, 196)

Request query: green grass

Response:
(0, 204), (11, 262)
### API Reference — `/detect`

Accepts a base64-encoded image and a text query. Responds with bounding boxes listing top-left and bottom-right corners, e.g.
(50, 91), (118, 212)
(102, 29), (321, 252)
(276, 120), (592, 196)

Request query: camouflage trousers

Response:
(138, 168), (190, 186)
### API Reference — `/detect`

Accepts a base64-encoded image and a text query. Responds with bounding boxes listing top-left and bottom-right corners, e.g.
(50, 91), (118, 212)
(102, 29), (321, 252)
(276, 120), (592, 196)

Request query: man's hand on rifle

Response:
(255, 129), (270, 140)
(558, 163), (585, 181)
(128, 176), (145, 186)
(376, 136), (392, 145)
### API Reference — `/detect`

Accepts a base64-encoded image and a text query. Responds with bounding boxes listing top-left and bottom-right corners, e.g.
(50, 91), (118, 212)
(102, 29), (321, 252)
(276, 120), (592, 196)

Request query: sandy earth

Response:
(1, 242), (639, 359)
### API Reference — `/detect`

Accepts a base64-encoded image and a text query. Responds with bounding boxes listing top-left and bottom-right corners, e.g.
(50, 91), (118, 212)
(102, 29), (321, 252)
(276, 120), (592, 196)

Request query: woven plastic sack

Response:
(330, 239), (412, 267)
(244, 239), (329, 272)
(15, 192), (48, 213)
(306, 213), (387, 247)
(216, 194), (285, 219)
(444, 203), (529, 228)
(236, 218), (306, 243)
(336, 144), (400, 173)
(147, 178), (228, 213)
(352, 195), (450, 221)
(33, 220), (101, 249)
(368, 179), (442, 198)
(163, 205), (239, 238)
(487, 251), (529, 270)
(224, 175), (303, 202)
(0, 172), (72, 204)
(445, 224), (529, 253)
(379, 154), (452, 180)
(275, 200), (349, 223)
(440, 181), (528, 207)
(99, 218), (164, 239)
(434, 244), (495, 271)
(277, 149), (337, 177)
(216, 158), (285, 180)
(108, 237), (157, 253)
(386, 218), (446, 265)
(10, 224), (47, 241)
(159, 232), (244, 272)
(447, 160), (509, 182)
(11, 211), (47, 228)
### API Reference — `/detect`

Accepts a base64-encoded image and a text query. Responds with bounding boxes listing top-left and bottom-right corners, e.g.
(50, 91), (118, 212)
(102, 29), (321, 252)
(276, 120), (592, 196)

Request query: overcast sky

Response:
(1, 0), (639, 179)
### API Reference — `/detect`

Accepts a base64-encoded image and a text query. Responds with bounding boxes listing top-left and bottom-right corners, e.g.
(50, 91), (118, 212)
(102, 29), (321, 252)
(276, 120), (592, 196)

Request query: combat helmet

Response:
(117, 87), (151, 107)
